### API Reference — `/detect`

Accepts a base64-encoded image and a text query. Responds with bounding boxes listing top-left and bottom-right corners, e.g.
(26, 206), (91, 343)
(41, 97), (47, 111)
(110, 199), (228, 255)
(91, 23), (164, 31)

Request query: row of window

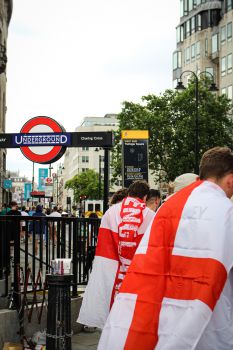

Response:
(173, 41), (201, 69)
(177, 10), (221, 43)
(220, 22), (233, 43)
(180, 0), (206, 17)
(180, 0), (233, 18)
(221, 54), (233, 76)
(221, 85), (233, 99)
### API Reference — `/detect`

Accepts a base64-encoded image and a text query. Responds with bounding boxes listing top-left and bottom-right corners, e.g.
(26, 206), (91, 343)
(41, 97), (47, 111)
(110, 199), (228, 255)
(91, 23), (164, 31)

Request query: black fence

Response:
(0, 215), (100, 309)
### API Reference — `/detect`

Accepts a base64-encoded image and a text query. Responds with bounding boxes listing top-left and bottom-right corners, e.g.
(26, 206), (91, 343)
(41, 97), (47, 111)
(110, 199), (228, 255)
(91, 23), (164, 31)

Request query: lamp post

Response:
(175, 70), (218, 174)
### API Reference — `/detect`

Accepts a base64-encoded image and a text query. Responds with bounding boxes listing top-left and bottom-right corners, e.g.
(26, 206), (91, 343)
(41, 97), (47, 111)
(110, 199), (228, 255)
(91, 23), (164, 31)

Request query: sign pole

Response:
(103, 147), (110, 213)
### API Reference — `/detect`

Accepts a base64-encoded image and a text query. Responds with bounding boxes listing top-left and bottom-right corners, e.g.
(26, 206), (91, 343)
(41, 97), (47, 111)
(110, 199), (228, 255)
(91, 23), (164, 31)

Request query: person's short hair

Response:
(200, 147), (233, 180)
(36, 204), (43, 212)
(22, 206), (26, 211)
(128, 180), (150, 200)
(53, 206), (58, 211)
(146, 189), (160, 202)
(10, 201), (17, 207)
(109, 188), (128, 205)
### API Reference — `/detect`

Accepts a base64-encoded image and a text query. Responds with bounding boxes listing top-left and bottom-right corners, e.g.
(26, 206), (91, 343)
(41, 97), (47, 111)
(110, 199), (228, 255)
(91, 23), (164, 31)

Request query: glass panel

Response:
(221, 57), (226, 76)
(180, 25), (184, 41)
(227, 22), (232, 40)
(191, 44), (196, 59)
(196, 41), (200, 58)
(221, 88), (226, 95)
(228, 86), (233, 99)
(211, 34), (218, 54)
(186, 47), (190, 61)
(205, 67), (214, 77)
(180, 0), (184, 16)
(227, 53), (232, 73)
(197, 14), (201, 30)
(191, 16), (196, 33)
(227, 0), (232, 11)
(189, 0), (193, 11)
(176, 27), (181, 43)
(186, 20), (190, 37)
(221, 26), (226, 44)
(205, 38), (208, 56)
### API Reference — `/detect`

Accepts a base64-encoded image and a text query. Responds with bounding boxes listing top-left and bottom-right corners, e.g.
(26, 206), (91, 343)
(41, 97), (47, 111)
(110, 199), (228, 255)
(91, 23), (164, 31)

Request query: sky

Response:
(6, 0), (180, 181)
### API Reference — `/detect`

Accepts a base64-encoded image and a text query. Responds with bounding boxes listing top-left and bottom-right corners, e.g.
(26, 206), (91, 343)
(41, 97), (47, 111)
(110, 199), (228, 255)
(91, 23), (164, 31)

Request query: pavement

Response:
(72, 329), (101, 350)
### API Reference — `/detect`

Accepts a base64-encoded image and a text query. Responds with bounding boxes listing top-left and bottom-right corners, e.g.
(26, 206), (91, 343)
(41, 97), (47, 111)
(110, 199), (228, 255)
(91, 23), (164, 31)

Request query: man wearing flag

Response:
(98, 147), (233, 349)
(77, 180), (155, 329)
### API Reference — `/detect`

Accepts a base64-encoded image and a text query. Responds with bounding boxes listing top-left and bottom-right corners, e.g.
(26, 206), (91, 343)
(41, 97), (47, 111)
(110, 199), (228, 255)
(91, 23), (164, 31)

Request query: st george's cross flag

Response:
(98, 180), (233, 349)
(77, 197), (155, 329)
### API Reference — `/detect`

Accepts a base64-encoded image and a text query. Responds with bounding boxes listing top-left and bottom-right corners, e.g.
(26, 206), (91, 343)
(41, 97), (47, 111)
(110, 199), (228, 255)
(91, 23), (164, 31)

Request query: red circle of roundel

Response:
(20, 116), (66, 164)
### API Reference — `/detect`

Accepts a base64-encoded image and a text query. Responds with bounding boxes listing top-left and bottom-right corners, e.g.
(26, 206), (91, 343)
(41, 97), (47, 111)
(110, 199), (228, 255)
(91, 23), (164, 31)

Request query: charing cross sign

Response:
(0, 116), (114, 164)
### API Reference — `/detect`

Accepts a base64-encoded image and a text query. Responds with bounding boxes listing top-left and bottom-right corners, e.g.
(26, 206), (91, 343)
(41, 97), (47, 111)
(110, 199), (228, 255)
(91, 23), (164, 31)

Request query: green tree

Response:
(112, 79), (233, 183)
(65, 169), (101, 202)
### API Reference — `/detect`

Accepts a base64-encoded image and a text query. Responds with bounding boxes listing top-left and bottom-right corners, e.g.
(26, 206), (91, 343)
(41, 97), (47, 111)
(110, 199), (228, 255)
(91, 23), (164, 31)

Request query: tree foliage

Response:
(112, 79), (233, 183)
(65, 169), (101, 202)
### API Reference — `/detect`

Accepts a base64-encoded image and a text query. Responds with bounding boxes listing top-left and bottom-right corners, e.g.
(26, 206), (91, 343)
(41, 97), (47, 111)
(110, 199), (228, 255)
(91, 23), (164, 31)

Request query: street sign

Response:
(24, 183), (32, 199)
(38, 168), (49, 191)
(45, 186), (53, 197)
(122, 130), (149, 188)
(20, 116), (67, 164)
(45, 177), (53, 185)
(3, 179), (12, 189)
(0, 131), (114, 149)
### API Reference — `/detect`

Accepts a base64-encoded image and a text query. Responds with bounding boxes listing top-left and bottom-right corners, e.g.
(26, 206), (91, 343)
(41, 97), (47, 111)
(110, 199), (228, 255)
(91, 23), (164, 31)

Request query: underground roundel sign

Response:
(20, 116), (66, 164)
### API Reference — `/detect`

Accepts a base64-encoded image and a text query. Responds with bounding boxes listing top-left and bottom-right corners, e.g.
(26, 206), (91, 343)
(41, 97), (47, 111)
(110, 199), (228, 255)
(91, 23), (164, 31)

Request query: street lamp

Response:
(175, 70), (218, 174)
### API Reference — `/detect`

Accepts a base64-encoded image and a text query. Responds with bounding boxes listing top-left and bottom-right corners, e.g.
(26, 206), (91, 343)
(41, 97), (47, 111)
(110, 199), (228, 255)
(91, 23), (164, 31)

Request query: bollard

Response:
(46, 274), (73, 350)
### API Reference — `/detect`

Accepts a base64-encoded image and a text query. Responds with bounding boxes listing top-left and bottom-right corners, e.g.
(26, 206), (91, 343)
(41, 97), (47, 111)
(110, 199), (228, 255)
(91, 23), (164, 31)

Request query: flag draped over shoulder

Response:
(77, 197), (155, 329)
(98, 181), (233, 350)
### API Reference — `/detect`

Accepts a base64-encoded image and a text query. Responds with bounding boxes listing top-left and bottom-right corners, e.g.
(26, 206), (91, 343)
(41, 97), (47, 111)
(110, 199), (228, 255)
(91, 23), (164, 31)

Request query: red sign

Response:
(45, 177), (53, 184)
(30, 191), (45, 197)
(20, 116), (66, 164)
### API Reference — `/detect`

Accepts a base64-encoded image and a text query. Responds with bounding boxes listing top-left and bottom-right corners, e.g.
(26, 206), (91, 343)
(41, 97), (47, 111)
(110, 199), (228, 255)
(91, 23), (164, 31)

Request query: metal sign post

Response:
(122, 130), (149, 188)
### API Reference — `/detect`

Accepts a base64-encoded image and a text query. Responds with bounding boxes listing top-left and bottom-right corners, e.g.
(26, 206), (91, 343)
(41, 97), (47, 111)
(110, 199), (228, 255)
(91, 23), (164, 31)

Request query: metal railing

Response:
(0, 215), (100, 309)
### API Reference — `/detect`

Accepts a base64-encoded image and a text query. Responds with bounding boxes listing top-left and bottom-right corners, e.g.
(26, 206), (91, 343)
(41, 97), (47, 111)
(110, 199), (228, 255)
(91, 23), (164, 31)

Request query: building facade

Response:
(173, 0), (233, 97)
(0, 0), (12, 205)
(61, 114), (119, 209)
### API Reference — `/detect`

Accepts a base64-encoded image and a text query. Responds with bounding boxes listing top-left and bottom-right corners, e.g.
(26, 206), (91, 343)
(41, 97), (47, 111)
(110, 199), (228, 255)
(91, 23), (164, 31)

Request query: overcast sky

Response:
(6, 0), (180, 181)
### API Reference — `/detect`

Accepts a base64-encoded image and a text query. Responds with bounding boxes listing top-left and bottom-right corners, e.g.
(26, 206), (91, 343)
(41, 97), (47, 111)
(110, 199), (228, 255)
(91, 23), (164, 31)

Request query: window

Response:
(82, 156), (89, 163)
(221, 57), (226, 76)
(180, 0), (184, 16)
(228, 85), (233, 99)
(186, 47), (190, 62)
(227, 22), (232, 41)
(191, 44), (196, 60)
(196, 0), (201, 4)
(197, 14), (201, 30)
(221, 26), (226, 44)
(186, 20), (190, 37)
(191, 16), (195, 33)
(189, 0), (193, 11)
(221, 88), (226, 95)
(211, 34), (218, 54)
(180, 25), (184, 41)
(227, 53), (232, 73)
(196, 41), (200, 58)
(173, 51), (182, 70)
(205, 38), (208, 56)
(227, 0), (232, 11)
(205, 67), (214, 77)
(184, 0), (188, 15)
(82, 147), (89, 151)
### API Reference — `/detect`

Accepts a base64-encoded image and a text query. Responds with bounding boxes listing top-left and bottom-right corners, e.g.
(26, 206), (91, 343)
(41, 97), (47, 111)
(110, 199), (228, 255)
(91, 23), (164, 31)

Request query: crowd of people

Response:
(77, 146), (233, 350)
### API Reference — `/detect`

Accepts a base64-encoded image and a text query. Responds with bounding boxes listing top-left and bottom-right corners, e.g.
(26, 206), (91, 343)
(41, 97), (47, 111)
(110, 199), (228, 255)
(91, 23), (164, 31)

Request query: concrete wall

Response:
(0, 297), (83, 349)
